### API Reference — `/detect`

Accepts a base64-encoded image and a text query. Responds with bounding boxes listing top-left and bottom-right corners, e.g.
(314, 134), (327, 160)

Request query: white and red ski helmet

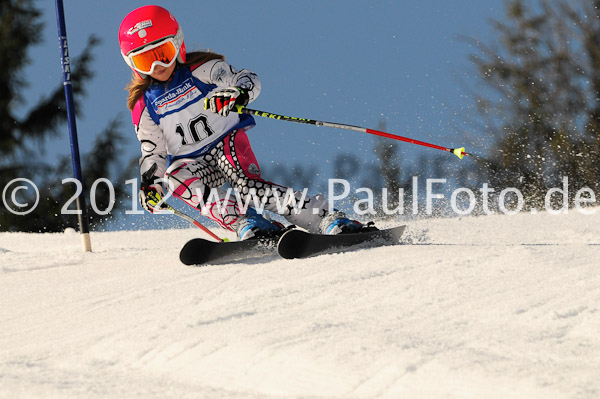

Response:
(118, 5), (186, 78)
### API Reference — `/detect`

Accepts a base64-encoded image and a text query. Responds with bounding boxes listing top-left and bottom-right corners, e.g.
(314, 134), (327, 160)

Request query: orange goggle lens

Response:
(130, 40), (177, 73)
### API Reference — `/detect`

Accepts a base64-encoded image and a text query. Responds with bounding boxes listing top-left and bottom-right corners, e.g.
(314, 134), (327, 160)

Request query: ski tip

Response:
(179, 238), (218, 266)
(277, 229), (310, 259)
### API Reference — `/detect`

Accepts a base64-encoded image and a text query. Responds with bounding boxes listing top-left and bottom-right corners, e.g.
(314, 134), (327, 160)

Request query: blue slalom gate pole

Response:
(55, 0), (92, 251)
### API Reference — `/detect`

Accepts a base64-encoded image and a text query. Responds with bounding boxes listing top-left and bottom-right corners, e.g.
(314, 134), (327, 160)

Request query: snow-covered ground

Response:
(1, 210), (599, 399)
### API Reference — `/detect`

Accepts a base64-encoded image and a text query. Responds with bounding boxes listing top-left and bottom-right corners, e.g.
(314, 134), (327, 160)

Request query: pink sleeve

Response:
(131, 97), (146, 126)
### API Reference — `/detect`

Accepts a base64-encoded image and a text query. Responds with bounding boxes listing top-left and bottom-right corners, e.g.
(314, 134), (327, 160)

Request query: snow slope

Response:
(1, 211), (599, 399)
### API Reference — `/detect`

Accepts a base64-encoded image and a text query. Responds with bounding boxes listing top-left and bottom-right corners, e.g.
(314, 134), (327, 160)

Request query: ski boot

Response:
(319, 211), (377, 235)
(235, 208), (284, 240)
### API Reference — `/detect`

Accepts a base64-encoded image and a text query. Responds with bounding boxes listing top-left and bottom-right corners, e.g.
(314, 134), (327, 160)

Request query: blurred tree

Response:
(372, 119), (402, 213)
(470, 0), (600, 208)
(262, 162), (320, 191)
(0, 0), (129, 232)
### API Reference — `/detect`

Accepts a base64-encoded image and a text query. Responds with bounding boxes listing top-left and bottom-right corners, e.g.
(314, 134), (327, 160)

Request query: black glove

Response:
(139, 184), (164, 214)
(205, 87), (249, 117)
(139, 164), (165, 214)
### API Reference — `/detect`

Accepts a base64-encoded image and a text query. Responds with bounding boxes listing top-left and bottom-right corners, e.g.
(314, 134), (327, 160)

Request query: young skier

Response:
(118, 5), (372, 240)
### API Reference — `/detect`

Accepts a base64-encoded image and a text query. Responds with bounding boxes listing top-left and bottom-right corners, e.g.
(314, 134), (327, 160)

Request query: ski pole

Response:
(169, 206), (226, 242)
(236, 106), (470, 159)
(148, 191), (226, 242)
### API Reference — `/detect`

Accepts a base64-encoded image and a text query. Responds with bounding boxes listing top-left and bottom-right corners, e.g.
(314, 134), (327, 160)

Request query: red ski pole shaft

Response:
(152, 194), (225, 242)
(364, 127), (463, 156)
(237, 106), (470, 159)
(171, 208), (225, 242)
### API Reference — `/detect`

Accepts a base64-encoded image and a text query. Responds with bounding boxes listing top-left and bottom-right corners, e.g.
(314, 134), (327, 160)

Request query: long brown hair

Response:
(125, 51), (225, 111)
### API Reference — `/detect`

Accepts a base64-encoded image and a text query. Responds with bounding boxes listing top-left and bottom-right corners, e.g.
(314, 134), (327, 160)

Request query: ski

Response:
(277, 225), (406, 259)
(179, 236), (279, 266)
(180, 225), (407, 265)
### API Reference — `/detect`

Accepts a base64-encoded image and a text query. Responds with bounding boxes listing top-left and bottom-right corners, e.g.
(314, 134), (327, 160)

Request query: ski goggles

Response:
(126, 37), (179, 75)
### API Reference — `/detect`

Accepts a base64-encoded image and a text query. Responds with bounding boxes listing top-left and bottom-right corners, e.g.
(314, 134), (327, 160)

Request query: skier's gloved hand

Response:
(139, 183), (165, 214)
(139, 163), (166, 214)
(204, 87), (249, 117)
